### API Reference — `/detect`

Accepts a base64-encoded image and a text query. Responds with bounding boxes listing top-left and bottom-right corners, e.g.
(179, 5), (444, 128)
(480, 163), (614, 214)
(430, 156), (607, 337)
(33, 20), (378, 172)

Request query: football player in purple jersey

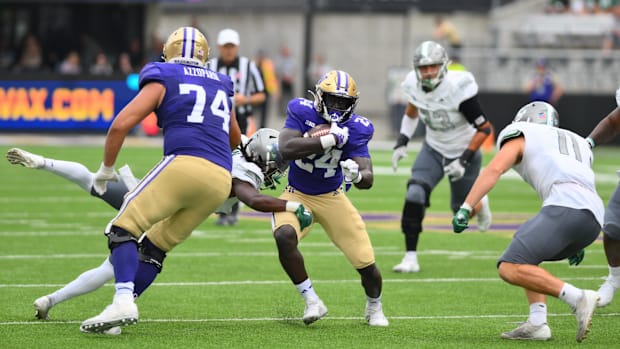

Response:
(7, 129), (313, 335)
(79, 26), (241, 333)
(272, 70), (389, 327)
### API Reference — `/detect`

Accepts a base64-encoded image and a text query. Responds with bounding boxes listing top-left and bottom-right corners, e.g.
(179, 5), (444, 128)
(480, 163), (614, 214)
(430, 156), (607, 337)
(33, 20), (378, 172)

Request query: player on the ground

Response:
(272, 70), (388, 327)
(452, 102), (602, 342)
(7, 129), (311, 334)
(391, 40), (493, 273)
(584, 85), (620, 307)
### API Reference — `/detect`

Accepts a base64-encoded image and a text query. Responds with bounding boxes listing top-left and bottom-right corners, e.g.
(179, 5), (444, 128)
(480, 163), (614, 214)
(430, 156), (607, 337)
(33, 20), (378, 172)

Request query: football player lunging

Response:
(391, 41), (494, 273)
(452, 102), (602, 342)
(76, 26), (240, 333)
(7, 129), (312, 335)
(585, 84), (620, 308)
(273, 70), (389, 327)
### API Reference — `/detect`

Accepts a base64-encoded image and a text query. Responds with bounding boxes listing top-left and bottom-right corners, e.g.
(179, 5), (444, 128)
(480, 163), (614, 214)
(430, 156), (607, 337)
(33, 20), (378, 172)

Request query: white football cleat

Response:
(500, 322), (551, 340)
(365, 302), (389, 327)
(597, 276), (618, 307)
(302, 298), (328, 325)
(80, 325), (122, 335)
(33, 295), (52, 320)
(6, 148), (45, 169)
(575, 290), (599, 343)
(392, 255), (420, 273)
(476, 195), (492, 232)
(80, 301), (138, 333)
(102, 326), (122, 335)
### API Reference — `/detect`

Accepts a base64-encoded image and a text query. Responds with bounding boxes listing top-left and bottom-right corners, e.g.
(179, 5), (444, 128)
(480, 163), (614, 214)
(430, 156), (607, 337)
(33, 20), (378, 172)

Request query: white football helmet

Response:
(413, 41), (449, 91)
(513, 101), (559, 127)
(162, 26), (209, 68)
(310, 70), (359, 124)
(241, 128), (288, 189)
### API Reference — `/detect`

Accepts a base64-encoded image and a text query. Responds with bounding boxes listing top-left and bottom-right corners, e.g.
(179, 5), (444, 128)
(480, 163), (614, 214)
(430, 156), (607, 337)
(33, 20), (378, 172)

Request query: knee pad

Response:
(405, 180), (431, 207)
(106, 225), (138, 250)
(138, 235), (167, 272)
(401, 201), (425, 235)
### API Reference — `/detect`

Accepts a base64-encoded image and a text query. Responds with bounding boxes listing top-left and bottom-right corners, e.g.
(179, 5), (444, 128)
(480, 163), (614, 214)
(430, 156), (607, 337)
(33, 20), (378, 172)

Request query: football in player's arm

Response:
(272, 70), (389, 327)
(7, 129), (312, 329)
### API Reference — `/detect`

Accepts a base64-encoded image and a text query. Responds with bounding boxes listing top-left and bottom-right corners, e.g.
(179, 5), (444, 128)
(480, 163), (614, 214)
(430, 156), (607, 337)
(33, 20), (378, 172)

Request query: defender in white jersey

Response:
(391, 41), (494, 273)
(7, 129), (312, 334)
(585, 84), (620, 307)
(452, 102), (603, 342)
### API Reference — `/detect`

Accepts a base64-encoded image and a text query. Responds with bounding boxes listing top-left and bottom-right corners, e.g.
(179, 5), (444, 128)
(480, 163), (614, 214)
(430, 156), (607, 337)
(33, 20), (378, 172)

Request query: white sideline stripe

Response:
(2, 312), (620, 326)
(0, 276), (607, 288)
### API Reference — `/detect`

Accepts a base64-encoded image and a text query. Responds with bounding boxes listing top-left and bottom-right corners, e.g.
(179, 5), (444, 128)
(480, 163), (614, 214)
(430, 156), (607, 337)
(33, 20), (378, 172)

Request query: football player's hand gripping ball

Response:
(329, 122), (349, 147)
(93, 163), (119, 195)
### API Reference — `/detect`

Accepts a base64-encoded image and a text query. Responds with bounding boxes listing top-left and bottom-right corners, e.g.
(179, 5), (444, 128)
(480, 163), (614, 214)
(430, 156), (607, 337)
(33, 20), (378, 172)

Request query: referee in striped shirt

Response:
(208, 29), (266, 226)
(208, 28), (266, 136)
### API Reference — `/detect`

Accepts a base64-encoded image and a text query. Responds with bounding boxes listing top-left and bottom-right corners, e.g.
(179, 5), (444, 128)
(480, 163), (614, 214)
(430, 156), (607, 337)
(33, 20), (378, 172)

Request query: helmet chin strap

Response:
(329, 111), (343, 122)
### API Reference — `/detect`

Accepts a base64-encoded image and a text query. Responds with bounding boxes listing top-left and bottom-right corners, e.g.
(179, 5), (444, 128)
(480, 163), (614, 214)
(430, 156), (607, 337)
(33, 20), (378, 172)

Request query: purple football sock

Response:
(134, 262), (160, 297)
(110, 241), (139, 284)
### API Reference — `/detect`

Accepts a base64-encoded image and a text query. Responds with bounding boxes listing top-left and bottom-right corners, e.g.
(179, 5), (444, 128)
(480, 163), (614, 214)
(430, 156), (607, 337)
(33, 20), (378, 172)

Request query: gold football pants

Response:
(110, 155), (231, 252)
(273, 186), (375, 269)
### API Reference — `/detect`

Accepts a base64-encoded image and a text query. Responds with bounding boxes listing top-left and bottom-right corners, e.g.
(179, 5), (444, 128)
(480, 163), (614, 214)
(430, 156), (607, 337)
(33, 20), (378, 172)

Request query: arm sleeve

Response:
(458, 96), (488, 127)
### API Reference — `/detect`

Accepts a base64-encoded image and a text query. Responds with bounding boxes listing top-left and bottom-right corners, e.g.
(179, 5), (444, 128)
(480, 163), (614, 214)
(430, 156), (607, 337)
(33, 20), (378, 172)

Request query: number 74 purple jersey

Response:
(139, 62), (235, 171)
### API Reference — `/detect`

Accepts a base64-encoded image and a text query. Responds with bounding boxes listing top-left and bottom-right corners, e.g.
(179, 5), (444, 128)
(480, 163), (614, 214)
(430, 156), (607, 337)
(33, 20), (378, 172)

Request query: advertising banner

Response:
(0, 77), (137, 131)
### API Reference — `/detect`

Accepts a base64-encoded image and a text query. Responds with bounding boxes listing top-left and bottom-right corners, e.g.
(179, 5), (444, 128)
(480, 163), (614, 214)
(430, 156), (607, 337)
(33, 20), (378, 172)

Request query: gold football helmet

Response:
(162, 26), (209, 67)
(311, 70), (359, 123)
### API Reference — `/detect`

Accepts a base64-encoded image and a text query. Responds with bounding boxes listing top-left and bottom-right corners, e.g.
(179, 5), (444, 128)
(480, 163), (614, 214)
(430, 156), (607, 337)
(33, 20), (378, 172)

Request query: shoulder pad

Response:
(139, 63), (164, 89)
(447, 71), (478, 102)
(498, 124), (524, 149)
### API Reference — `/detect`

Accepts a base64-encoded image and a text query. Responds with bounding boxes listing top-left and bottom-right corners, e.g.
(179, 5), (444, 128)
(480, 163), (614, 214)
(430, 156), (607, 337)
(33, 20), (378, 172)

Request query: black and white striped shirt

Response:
(207, 55), (265, 119)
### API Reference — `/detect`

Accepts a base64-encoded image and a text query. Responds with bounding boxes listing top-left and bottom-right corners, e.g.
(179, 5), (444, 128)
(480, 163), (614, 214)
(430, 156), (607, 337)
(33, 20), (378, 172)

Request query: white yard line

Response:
(1, 312), (619, 327)
(0, 275), (608, 288)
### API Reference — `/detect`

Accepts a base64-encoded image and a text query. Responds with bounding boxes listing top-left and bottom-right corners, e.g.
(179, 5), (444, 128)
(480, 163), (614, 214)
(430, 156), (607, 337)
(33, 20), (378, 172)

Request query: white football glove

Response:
(93, 162), (119, 195)
(340, 159), (361, 184)
(329, 122), (349, 147)
(118, 164), (139, 191)
(443, 159), (466, 182)
(392, 146), (407, 172)
(616, 85), (620, 107)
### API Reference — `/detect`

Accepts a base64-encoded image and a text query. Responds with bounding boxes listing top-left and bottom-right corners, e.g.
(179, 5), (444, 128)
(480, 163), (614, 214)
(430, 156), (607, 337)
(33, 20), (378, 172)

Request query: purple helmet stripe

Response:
(183, 27), (194, 59)
(181, 28), (187, 58)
